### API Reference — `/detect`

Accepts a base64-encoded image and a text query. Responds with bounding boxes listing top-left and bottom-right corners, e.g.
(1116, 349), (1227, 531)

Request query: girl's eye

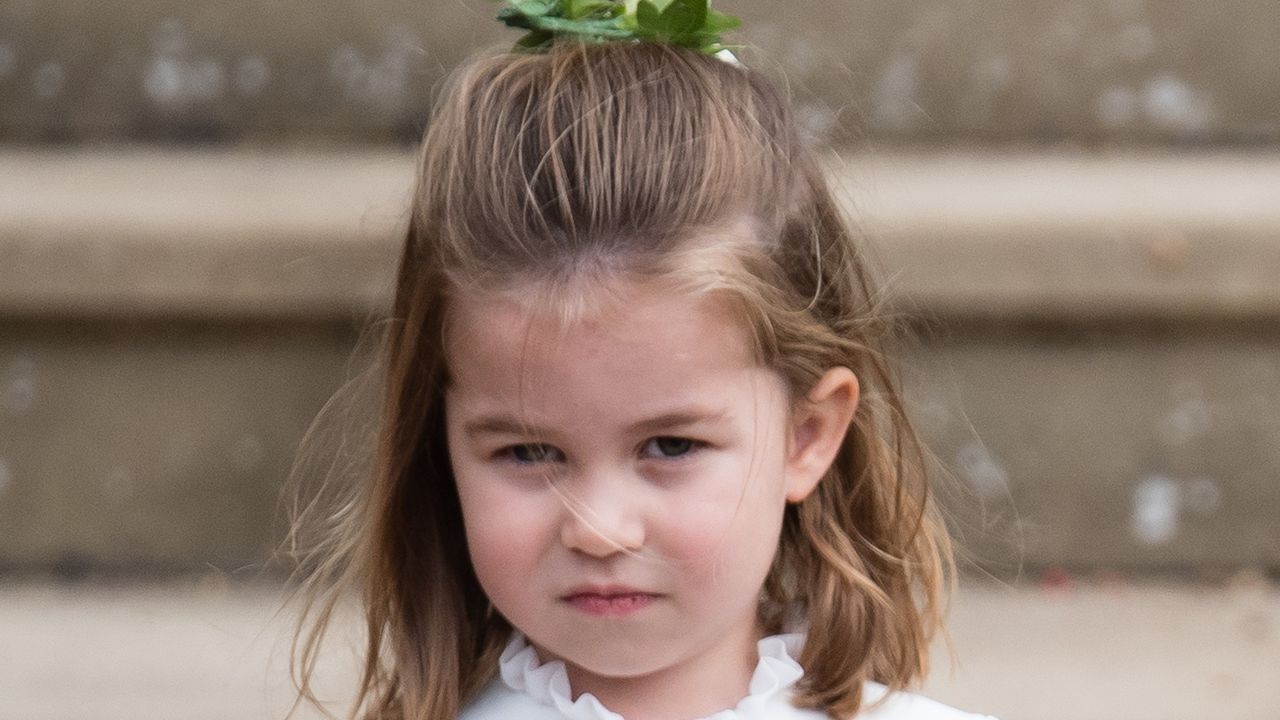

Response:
(643, 436), (699, 459)
(506, 443), (564, 464)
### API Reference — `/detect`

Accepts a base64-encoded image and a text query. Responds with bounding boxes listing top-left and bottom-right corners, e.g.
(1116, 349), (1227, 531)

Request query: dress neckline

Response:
(497, 631), (808, 720)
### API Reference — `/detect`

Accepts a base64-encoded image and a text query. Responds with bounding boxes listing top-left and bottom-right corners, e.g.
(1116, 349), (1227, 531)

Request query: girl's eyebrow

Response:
(627, 408), (730, 435)
(462, 408), (730, 441)
(462, 415), (548, 441)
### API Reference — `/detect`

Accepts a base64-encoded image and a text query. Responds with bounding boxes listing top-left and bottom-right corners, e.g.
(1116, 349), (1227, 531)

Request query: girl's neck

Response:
(558, 619), (764, 720)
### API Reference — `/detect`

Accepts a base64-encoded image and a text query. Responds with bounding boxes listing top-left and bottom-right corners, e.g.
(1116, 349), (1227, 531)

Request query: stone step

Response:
(4, 148), (1278, 321)
(3, 0), (1278, 144)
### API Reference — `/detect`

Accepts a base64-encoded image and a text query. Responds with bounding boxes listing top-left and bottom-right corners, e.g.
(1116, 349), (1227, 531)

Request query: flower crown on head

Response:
(493, 0), (744, 63)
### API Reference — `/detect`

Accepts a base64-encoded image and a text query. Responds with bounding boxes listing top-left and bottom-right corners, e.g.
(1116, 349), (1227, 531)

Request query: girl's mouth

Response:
(562, 592), (657, 617)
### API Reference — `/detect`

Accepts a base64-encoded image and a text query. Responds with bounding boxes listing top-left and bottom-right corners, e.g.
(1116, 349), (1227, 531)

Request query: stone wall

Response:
(2, 0), (1277, 145)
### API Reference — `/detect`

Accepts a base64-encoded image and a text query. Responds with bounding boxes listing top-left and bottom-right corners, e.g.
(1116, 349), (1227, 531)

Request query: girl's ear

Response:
(784, 367), (859, 503)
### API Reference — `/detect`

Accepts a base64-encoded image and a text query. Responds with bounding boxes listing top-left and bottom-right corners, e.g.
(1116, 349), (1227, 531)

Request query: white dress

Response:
(459, 633), (996, 720)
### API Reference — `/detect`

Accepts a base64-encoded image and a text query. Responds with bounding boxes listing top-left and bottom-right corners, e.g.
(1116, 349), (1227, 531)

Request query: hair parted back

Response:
(284, 38), (951, 720)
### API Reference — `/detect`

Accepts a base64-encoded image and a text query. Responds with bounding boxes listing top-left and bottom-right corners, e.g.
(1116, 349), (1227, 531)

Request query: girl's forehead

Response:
(441, 277), (789, 434)
(443, 276), (757, 376)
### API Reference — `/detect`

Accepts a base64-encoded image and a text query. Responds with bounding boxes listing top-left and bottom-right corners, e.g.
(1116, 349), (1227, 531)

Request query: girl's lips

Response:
(562, 592), (657, 617)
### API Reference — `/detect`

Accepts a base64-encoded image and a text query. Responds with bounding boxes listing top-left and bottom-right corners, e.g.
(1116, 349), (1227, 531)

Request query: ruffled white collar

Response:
(497, 632), (808, 720)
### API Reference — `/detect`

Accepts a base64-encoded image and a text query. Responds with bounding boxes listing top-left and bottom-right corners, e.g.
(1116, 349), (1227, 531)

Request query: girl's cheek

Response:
(457, 473), (552, 561)
(462, 496), (553, 602)
(653, 495), (749, 566)
(462, 481), (548, 533)
(655, 464), (789, 575)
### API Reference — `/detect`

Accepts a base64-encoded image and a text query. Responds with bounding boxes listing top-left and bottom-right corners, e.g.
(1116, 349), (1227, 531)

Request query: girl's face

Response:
(444, 277), (833, 700)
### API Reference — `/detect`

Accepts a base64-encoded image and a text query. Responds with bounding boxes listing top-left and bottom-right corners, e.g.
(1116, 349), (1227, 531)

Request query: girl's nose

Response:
(558, 489), (646, 558)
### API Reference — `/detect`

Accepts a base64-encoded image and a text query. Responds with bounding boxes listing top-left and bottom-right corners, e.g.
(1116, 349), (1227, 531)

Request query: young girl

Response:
(285, 3), (995, 719)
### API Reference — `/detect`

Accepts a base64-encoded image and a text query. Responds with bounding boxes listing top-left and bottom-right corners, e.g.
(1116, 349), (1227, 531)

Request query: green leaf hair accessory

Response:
(494, 0), (743, 61)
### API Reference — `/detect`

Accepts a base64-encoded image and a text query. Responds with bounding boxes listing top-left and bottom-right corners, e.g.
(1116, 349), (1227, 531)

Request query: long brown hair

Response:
(284, 39), (951, 720)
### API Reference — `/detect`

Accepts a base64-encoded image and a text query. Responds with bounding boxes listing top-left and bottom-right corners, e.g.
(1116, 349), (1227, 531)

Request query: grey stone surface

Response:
(1, 0), (1278, 145)
(0, 320), (358, 572)
(5, 149), (1279, 321)
(0, 148), (407, 319)
(912, 330), (1280, 570)
(837, 151), (1280, 322)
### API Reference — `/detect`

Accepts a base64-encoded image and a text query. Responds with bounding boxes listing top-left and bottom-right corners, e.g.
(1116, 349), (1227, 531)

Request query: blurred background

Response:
(1, 1), (1278, 718)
